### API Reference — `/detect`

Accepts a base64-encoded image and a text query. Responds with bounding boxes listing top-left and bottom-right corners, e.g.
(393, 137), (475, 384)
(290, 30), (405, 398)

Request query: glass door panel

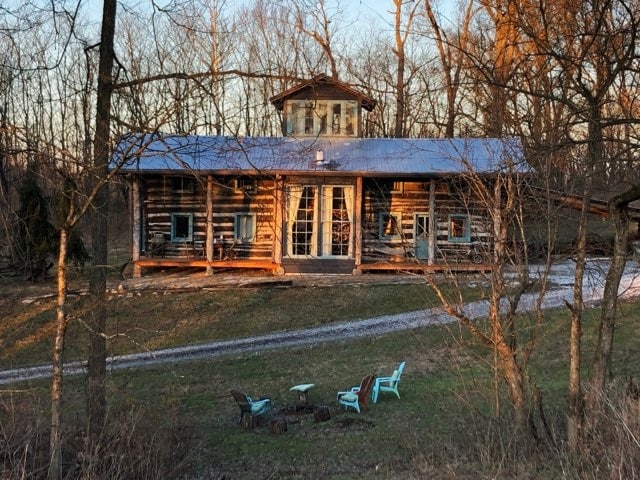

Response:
(414, 213), (429, 260)
(288, 186), (317, 256)
(320, 186), (352, 257)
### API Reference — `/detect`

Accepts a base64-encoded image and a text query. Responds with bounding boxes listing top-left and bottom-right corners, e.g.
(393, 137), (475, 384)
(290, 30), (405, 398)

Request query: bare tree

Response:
(290, 0), (345, 79)
(515, 0), (640, 452)
(426, 151), (541, 439)
(390, 0), (420, 138)
(422, 0), (475, 137)
(82, 0), (117, 471)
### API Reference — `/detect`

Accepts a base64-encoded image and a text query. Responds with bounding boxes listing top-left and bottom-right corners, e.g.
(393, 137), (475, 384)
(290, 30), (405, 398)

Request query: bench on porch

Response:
(363, 245), (416, 262)
(164, 240), (205, 258)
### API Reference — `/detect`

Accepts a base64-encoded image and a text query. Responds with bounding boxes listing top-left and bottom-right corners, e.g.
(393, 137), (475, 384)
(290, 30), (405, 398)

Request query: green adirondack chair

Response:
(230, 389), (271, 424)
(372, 361), (405, 403)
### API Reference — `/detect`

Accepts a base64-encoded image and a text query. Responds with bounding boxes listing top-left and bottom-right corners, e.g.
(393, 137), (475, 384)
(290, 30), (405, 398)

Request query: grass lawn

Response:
(1, 275), (639, 479)
(0, 276), (483, 369)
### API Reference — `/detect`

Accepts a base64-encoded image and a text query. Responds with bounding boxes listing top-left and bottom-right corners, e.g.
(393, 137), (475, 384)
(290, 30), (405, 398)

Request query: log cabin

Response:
(113, 74), (526, 277)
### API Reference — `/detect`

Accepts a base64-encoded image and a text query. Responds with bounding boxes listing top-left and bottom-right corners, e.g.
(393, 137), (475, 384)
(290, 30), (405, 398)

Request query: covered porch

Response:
(131, 254), (492, 275)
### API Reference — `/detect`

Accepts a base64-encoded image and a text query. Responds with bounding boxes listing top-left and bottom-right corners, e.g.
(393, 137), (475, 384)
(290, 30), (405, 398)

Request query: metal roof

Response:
(113, 134), (526, 176)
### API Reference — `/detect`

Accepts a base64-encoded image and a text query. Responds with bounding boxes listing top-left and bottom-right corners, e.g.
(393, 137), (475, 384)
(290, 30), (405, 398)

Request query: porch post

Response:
(131, 176), (142, 277)
(428, 179), (436, 265)
(273, 175), (285, 274)
(353, 176), (363, 273)
(205, 175), (214, 275)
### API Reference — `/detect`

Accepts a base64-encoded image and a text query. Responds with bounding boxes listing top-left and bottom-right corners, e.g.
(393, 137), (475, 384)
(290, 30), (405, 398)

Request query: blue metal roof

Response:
(113, 134), (526, 176)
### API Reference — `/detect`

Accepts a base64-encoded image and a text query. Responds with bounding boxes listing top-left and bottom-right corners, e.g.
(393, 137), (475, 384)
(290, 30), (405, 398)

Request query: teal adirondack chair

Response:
(337, 374), (375, 413)
(230, 389), (271, 424)
(372, 361), (405, 403)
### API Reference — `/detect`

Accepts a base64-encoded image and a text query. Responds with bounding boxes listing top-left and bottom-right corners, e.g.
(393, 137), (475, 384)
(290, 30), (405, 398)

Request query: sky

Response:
(66, 0), (456, 31)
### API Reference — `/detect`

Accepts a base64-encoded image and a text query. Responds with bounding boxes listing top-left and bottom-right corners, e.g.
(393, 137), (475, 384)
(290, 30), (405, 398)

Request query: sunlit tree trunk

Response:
(479, 0), (520, 137)
(48, 227), (69, 480)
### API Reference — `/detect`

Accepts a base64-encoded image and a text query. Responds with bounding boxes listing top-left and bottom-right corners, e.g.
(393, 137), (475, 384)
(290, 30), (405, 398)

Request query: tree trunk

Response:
(86, 0), (117, 459)
(490, 177), (528, 435)
(588, 186), (640, 412)
(48, 228), (69, 480)
(270, 416), (288, 433)
(497, 339), (527, 433)
(393, 0), (406, 138)
(566, 180), (590, 455)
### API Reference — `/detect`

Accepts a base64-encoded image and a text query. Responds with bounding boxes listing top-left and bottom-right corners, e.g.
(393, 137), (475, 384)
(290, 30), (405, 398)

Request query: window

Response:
(234, 213), (256, 243)
(345, 102), (356, 135)
(448, 215), (471, 243)
(304, 104), (314, 134)
(232, 177), (257, 194)
(171, 176), (195, 193)
(414, 213), (429, 239)
(286, 104), (298, 135)
(171, 213), (193, 242)
(318, 103), (328, 134)
(390, 181), (404, 194)
(285, 100), (358, 137)
(290, 186), (316, 255)
(332, 103), (342, 134)
(379, 212), (401, 239)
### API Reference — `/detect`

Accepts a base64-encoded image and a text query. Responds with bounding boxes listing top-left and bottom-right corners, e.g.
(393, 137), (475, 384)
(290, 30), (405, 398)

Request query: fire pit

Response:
(279, 404), (316, 416)
(277, 404), (331, 423)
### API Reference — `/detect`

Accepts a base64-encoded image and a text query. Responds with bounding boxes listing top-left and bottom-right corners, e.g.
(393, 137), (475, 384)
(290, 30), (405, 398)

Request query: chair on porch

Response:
(336, 374), (375, 413)
(372, 361), (405, 403)
(148, 232), (167, 257)
(230, 389), (272, 424)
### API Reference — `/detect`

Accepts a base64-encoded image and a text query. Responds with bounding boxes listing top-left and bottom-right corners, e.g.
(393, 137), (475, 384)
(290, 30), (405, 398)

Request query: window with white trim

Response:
(234, 213), (256, 243)
(171, 213), (193, 242)
(286, 100), (358, 137)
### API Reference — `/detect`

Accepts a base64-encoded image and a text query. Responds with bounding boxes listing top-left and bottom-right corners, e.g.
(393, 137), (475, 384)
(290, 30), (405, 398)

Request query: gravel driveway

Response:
(1, 259), (639, 385)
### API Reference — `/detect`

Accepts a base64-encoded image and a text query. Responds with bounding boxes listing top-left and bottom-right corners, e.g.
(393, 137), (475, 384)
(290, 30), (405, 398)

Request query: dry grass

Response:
(0, 278), (461, 369)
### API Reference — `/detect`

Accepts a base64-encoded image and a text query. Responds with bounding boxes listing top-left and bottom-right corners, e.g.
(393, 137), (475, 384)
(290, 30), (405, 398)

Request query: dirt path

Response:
(1, 259), (639, 385)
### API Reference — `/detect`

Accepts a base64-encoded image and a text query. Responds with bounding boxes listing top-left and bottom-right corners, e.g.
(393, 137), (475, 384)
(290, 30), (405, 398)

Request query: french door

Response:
(286, 185), (354, 258)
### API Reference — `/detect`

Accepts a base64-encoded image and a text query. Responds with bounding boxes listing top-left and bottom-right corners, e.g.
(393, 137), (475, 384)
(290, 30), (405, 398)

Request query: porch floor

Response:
(132, 257), (493, 276)
(358, 261), (493, 273)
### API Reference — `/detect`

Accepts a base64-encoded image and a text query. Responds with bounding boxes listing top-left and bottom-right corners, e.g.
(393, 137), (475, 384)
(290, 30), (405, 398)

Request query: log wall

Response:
(139, 174), (493, 266)
(141, 175), (276, 260)
(362, 179), (491, 262)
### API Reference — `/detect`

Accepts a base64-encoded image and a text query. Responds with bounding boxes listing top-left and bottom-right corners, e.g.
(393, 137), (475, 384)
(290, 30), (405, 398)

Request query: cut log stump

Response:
(314, 405), (331, 422)
(270, 416), (288, 434)
(241, 414), (259, 429)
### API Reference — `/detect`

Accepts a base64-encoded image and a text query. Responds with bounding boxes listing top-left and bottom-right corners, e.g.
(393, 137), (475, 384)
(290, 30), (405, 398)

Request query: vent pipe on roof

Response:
(315, 149), (325, 166)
